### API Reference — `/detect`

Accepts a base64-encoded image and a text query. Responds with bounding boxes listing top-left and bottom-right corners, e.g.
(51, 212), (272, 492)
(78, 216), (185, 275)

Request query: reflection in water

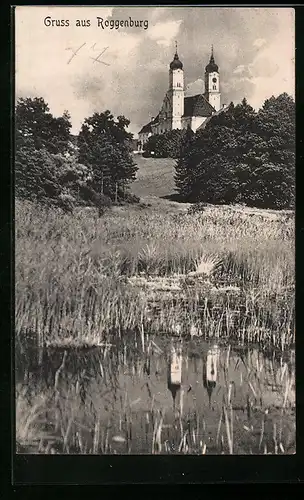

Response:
(167, 343), (183, 409)
(203, 344), (220, 408)
(15, 337), (296, 455)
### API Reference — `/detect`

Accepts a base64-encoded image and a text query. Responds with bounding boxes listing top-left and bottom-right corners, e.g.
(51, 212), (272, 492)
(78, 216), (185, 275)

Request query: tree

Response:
(15, 141), (61, 202)
(15, 97), (97, 211)
(175, 94), (295, 209)
(175, 101), (248, 203)
(143, 133), (168, 157)
(235, 93), (295, 208)
(164, 129), (187, 158)
(174, 125), (195, 198)
(143, 129), (187, 158)
(15, 97), (72, 155)
(78, 110), (138, 200)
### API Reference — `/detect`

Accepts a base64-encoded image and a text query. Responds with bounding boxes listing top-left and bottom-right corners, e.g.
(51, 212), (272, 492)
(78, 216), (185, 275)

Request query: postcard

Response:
(14, 5), (295, 466)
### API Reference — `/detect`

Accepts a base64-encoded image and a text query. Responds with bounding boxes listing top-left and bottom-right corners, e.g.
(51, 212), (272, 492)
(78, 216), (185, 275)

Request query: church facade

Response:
(138, 47), (226, 151)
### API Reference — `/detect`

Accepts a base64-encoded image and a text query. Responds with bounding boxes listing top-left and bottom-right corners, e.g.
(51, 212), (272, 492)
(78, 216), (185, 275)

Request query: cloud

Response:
(186, 78), (204, 96)
(148, 20), (182, 47)
(253, 38), (266, 48)
(250, 57), (279, 79)
(227, 9), (295, 109)
(15, 6), (295, 137)
(233, 65), (247, 75)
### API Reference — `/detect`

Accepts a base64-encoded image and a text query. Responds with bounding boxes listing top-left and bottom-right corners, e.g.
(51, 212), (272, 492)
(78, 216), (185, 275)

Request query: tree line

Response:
(144, 93), (295, 210)
(142, 128), (187, 159)
(16, 92), (295, 212)
(15, 97), (139, 212)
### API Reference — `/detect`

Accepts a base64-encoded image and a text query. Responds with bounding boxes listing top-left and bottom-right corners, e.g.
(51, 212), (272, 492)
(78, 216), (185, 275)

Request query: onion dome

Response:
(170, 45), (183, 70)
(205, 46), (218, 73)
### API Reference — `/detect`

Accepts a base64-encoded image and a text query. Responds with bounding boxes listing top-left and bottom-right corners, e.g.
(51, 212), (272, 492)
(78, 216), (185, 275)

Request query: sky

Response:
(15, 6), (295, 138)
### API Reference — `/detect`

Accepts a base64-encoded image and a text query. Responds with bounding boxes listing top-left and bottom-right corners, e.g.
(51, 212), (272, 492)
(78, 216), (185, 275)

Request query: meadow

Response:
(129, 155), (176, 198)
(15, 197), (294, 350)
(15, 180), (295, 455)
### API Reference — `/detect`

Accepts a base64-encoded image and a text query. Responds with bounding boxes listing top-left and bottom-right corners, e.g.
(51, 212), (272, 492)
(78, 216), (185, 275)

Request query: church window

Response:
(213, 84), (216, 90)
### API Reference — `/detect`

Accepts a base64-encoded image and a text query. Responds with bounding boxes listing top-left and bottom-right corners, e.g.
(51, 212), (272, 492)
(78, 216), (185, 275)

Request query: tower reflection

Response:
(167, 343), (183, 410)
(203, 344), (220, 408)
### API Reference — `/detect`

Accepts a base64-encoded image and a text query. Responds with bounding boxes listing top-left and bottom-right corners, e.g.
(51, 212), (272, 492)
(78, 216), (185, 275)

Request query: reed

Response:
(16, 200), (294, 350)
(15, 199), (295, 454)
(15, 335), (295, 455)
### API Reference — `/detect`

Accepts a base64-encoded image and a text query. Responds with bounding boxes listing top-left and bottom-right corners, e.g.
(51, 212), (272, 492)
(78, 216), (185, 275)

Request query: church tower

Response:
(168, 43), (184, 129)
(204, 46), (221, 112)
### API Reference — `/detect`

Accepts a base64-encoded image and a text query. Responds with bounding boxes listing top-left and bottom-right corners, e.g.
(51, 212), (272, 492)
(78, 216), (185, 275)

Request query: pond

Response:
(15, 336), (296, 455)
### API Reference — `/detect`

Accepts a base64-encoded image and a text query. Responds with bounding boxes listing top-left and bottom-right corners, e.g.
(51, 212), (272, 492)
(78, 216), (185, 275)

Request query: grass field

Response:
(15, 157), (295, 455)
(15, 195), (294, 349)
(130, 155), (177, 199)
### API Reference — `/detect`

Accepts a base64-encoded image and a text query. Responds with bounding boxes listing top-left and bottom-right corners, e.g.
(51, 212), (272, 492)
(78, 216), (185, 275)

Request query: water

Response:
(15, 336), (295, 455)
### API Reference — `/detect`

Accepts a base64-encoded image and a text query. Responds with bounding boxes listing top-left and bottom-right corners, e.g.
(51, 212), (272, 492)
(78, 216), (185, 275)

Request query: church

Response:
(138, 46), (226, 151)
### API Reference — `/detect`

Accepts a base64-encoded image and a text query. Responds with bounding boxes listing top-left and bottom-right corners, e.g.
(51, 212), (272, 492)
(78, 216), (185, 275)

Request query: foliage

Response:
(78, 110), (138, 201)
(174, 126), (195, 198)
(15, 138), (61, 202)
(15, 131), (97, 212)
(175, 94), (295, 209)
(143, 128), (188, 159)
(15, 98), (140, 211)
(187, 202), (207, 215)
(15, 97), (81, 211)
(120, 192), (140, 204)
(16, 97), (72, 155)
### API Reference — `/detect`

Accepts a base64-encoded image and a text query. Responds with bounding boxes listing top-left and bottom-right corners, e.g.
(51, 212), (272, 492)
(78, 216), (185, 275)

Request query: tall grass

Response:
(15, 199), (294, 349)
(15, 340), (296, 455)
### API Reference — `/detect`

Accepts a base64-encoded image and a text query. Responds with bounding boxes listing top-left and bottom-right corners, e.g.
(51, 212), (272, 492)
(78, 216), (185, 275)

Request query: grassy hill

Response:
(130, 155), (177, 199)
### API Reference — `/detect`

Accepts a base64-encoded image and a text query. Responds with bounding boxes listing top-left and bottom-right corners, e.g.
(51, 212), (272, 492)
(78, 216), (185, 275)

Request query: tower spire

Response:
(169, 41), (183, 70)
(205, 45), (218, 73)
(210, 45), (214, 63)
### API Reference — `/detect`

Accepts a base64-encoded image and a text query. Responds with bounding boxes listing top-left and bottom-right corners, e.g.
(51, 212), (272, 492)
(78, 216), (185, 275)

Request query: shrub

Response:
(175, 94), (295, 210)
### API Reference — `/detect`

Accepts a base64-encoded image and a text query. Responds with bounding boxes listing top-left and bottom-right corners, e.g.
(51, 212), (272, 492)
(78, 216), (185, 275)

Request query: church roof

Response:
(139, 95), (222, 134)
(138, 114), (160, 135)
(138, 122), (152, 134)
(183, 94), (215, 118)
(197, 103), (230, 131)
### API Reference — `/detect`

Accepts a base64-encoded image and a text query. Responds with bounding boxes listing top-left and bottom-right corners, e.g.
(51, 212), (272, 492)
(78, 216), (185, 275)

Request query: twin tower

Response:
(138, 45), (222, 144)
(168, 44), (221, 130)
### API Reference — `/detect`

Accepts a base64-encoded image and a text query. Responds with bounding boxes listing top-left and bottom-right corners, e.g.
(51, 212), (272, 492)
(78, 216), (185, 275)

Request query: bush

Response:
(142, 150), (151, 158)
(122, 192), (140, 204)
(57, 193), (76, 213)
(175, 94), (295, 210)
(15, 99), (141, 211)
(97, 194), (112, 216)
(187, 202), (207, 215)
(144, 129), (188, 159)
